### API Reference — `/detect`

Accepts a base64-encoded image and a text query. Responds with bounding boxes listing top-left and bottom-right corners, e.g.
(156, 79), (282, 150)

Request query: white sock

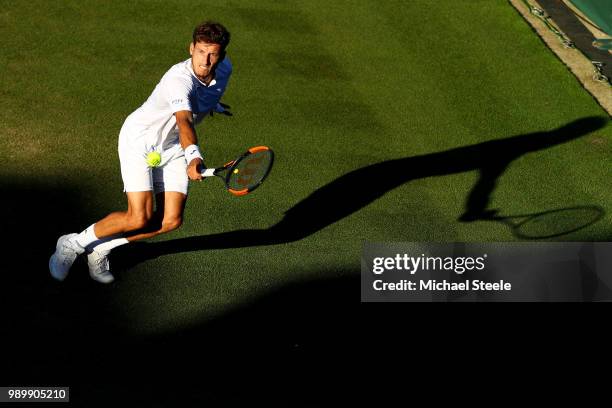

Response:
(71, 224), (98, 248)
(84, 234), (119, 252)
(92, 237), (129, 255)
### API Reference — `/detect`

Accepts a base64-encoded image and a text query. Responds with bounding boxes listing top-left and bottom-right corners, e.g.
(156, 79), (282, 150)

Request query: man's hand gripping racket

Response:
(200, 146), (274, 196)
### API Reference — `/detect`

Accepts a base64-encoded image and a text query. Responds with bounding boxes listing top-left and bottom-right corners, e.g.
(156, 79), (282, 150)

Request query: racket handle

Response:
(201, 168), (216, 178)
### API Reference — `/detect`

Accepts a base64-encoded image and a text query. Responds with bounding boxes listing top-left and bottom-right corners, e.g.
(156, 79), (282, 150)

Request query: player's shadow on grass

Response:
(114, 116), (608, 269)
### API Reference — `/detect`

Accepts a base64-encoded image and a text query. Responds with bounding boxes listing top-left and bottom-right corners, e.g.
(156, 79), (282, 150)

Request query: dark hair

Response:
(192, 21), (230, 53)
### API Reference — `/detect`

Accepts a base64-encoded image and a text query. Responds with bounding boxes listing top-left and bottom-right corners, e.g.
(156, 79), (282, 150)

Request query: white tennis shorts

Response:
(118, 126), (189, 195)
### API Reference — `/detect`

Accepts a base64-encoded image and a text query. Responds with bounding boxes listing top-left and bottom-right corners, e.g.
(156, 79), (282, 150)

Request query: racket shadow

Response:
(113, 116), (609, 269)
(482, 206), (605, 240)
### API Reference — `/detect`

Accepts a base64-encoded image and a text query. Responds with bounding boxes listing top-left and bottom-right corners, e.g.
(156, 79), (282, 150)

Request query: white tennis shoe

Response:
(49, 233), (85, 281)
(87, 250), (115, 284)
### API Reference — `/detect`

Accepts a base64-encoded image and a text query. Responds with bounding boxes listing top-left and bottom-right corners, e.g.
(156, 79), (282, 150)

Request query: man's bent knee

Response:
(127, 213), (152, 231)
(162, 217), (182, 233)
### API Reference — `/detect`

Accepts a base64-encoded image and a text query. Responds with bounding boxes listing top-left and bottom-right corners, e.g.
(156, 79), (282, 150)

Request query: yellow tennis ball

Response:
(233, 169), (240, 174)
(146, 151), (162, 167)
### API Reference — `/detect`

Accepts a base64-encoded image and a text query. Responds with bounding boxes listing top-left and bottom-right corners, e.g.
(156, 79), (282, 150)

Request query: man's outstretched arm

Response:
(175, 110), (203, 181)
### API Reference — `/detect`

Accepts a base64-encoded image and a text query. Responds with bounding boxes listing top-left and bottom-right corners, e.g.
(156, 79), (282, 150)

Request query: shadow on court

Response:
(0, 181), (119, 326)
(1, 116), (609, 405)
(0, 183), (385, 404)
(482, 205), (605, 239)
(0, 181), (125, 381)
(113, 116), (608, 271)
(4, 268), (373, 405)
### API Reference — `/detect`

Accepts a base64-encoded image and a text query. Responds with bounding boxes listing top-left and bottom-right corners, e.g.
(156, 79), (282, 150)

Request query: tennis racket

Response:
(201, 146), (274, 196)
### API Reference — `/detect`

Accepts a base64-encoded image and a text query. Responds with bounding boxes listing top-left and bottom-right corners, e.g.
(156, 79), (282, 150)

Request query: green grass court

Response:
(1, 0), (611, 404)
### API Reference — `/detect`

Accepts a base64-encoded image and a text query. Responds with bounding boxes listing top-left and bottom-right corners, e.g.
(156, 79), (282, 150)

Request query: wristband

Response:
(184, 144), (203, 164)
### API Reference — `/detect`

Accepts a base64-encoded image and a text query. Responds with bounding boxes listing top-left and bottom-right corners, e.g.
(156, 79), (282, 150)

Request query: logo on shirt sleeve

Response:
(172, 99), (184, 105)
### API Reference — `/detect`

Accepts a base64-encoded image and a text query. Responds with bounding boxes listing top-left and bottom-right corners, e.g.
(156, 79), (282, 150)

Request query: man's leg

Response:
(92, 191), (155, 238)
(86, 191), (187, 283)
(125, 191), (186, 241)
(117, 149), (189, 243)
(68, 191), (155, 251)
(49, 191), (154, 281)
(69, 140), (189, 283)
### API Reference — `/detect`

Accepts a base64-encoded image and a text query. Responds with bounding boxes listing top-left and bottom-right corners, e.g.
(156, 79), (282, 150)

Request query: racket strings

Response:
(227, 150), (273, 191)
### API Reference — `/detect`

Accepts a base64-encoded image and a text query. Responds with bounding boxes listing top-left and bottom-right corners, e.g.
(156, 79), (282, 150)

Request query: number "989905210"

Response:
(2, 387), (69, 402)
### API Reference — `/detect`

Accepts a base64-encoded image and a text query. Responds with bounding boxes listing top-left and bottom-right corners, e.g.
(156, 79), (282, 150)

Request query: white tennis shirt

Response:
(122, 57), (232, 152)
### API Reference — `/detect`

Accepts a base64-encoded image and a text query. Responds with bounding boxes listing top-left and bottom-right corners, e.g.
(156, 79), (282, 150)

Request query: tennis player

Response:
(49, 21), (232, 283)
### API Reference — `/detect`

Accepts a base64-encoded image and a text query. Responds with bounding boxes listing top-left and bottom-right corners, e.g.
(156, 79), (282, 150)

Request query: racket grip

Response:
(201, 168), (216, 178)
